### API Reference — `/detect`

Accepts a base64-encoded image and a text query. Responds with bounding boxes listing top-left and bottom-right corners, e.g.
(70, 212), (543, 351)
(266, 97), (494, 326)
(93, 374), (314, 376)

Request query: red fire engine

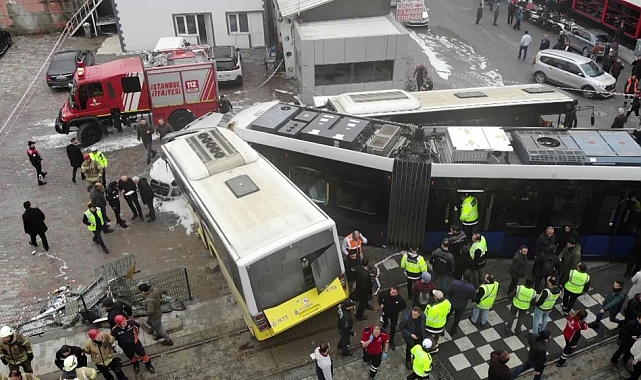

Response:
(54, 50), (219, 145)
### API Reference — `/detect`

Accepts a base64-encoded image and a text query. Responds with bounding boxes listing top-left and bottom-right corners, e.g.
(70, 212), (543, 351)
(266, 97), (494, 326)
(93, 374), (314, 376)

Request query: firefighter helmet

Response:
(88, 329), (101, 340)
(114, 315), (126, 325)
(0, 326), (13, 338)
(63, 355), (78, 371)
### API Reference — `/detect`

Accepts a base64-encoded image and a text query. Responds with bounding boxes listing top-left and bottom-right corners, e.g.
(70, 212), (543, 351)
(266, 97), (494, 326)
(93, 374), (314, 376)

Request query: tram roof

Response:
(163, 126), (331, 260)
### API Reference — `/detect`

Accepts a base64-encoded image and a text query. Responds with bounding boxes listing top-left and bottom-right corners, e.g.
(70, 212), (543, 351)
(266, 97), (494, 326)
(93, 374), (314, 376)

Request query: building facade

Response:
(269, 0), (409, 104)
(113, 0), (266, 52)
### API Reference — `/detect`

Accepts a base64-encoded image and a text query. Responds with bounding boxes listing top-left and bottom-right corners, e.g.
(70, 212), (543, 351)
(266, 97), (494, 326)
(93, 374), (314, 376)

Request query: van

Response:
(531, 49), (616, 98)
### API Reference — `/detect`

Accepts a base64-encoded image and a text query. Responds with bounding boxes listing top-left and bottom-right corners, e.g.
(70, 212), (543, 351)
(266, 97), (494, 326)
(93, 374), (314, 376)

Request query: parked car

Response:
(531, 49), (616, 98)
(213, 45), (243, 85)
(563, 28), (614, 58)
(405, 6), (429, 27)
(46, 50), (95, 89)
(0, 29), (12, 55)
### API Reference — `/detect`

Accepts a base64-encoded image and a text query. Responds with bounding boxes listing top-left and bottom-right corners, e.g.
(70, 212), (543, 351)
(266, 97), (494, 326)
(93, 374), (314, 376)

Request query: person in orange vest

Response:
(341, 230), (368, 256)
(624, 75), (639, 107)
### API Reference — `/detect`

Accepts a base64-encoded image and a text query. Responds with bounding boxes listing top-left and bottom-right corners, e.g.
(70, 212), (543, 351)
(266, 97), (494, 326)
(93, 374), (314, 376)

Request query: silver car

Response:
(531, 50), (616, 98)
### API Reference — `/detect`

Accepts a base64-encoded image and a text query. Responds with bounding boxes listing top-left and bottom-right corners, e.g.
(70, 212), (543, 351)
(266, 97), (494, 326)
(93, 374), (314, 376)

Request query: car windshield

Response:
(581, 61), (605, 77)
(216, 59), (236, 71)
(50, 53), (78, 73)
(594, 34), (612, 43)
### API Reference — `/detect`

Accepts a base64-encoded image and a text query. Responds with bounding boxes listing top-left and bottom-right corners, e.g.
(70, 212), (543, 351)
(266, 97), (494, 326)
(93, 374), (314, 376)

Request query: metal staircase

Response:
(67, 0), (106, 36)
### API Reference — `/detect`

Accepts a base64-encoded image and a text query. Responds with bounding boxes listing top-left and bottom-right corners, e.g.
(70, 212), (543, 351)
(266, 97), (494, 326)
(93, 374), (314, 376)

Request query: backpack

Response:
(418, 290), (430, 306)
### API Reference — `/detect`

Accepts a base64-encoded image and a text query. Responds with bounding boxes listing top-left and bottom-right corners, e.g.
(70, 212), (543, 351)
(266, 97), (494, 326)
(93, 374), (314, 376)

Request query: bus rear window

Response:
(247, 229), (338, 311)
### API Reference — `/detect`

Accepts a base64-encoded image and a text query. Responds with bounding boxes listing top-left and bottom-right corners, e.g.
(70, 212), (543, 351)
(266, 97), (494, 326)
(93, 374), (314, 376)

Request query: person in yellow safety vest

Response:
(89, 147), (108, 185)
(424, 290), (451, 353)
(532, 276), (561, 334)
(401, 247), (428, 298)
(82, 202), (110, 254)
(471, 274), (499, 327)
(341, 230), (368, 256)
(407, 338), (433, 380)
(504, 278), (536, 335)
(469, 233), (488, 285)
(459, 193), (479, 238)
(562, 263), (590, 314)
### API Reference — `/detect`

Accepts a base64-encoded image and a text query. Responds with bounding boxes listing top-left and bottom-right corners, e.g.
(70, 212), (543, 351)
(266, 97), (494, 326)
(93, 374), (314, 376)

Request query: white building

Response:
(113, 0), (267, 51)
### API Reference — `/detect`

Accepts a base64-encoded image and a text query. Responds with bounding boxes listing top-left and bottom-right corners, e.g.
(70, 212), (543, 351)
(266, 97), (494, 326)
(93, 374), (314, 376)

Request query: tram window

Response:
(594, 195), (620, 234)
(248, 229), (335, 310)
(289, 167), (328, 204)
(550, 196), (587, 228)
(619, 194), (641, 235)
(487, 190), (541, 229)
(337, 180), (376, 215)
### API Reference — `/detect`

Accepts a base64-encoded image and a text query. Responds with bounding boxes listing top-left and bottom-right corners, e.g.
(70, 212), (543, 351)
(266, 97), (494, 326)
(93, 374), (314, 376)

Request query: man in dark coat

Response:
(611, 313), (641, 365)
(103, 298), (134, 329)
(400, 306), (426, 369)
(378, 286), (406, 350)
(337, 300), (356, 356)
(118, 175), (143, 221)
(449, 270), (477, 335)
(134, 176), (155, 222)
(106, 181), (127, 228)
(476, 3), (483, 24)
(488, 350), (512, 380)
(533, 227), (557, 291)
(352, 257), (373, 320)
(508, 246), (528, 294)
(539, 35), (550, 50)
(54, 345), (87, 370)
(136, 118), (157, 165)
(219, 95), (233, 114)
(66, 137), (85, 183)
(625, 293), (641, 323)
(22, 201), (49, 251)
(493, 5), (500, 26)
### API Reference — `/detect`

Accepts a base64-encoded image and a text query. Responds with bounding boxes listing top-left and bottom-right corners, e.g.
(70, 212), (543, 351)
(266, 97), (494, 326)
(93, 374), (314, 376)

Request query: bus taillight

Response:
(252, 313), (271, 331)
(338, 272), (347, 290)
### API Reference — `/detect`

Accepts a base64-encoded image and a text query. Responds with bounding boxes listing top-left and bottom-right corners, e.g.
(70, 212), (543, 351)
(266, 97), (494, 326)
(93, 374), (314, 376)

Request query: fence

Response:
(0, 256), (192, 337)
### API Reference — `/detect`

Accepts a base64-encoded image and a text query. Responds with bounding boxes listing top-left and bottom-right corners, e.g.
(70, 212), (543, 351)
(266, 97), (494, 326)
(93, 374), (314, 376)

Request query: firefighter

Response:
(82, 329), (127, 380)
(60, 355), (98, 379)
(81, 154), (103, 192)
(341, 230), (368, 256)
(0, 326), (33, 374)
(401, 247), (427, 298)
(469, 232), (488, 285)
(459, 193), (479, 238)
(111, 315), (155, 374)
(89, 147), (108, 185)
(407, 338), (433, 380)
(26, 141), (46, 186)
(423, 290), (451, 352)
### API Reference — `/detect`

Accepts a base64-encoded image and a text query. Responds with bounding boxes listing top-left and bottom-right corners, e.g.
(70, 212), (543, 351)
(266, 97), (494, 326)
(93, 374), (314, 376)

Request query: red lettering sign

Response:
(185, 79), (200, 94)
(396, 1), (425, 22)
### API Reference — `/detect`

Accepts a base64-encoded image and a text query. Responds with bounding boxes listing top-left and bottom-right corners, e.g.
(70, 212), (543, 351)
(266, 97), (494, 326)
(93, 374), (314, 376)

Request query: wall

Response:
(300, 0), (390, 22)
(114, 0), (266, 51)
(295, 24), (408, 104)
(0, 0), (82, 33)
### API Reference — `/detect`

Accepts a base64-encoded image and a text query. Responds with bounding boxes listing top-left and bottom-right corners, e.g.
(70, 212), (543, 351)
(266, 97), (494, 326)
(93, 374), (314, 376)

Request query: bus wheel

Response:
(78, 121), (102, 146)
(169, 109), (194, 131)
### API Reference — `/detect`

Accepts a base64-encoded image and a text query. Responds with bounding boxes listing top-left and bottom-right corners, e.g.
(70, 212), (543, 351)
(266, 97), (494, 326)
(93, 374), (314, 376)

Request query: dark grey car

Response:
(564, 28), (614, 58)
(0, 29), (12, 56)
(46, 50), (95, 89)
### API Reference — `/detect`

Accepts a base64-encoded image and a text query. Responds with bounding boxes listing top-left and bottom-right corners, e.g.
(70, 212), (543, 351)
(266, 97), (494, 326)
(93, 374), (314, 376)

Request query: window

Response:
(227, 12), (249, 33)
(564, 63), (582, 76)
(337, 180), (376, 215)
(87, 82), (104, 97)
(247, 229), (336, 310)
(121, 76), (141, 93)
(315, 60), (395, 86)
(550, 196), (587, 228)
(289, 167), (328, 204)
(175, 15), (197, 35)
(174, 14), (211, 45)
(580, 61), (605, 77)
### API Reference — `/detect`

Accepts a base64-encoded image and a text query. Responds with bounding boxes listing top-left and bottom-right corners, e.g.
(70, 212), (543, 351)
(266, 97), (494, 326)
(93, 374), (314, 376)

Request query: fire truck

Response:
(54, 49), (219, 145)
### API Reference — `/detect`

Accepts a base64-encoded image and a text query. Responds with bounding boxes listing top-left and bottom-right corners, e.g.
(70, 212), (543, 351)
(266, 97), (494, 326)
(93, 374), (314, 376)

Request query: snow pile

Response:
(408, 30), (452, 80)
(156, 196), (195, 235)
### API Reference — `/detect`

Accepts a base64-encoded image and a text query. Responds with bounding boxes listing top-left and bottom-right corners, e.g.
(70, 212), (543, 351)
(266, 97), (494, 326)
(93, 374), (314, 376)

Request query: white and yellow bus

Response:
(161, 125), (348, 340)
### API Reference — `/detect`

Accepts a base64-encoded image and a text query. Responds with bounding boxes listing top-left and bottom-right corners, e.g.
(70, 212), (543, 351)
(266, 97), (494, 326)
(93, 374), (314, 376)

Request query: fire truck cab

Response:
(55, 50), (219, 146)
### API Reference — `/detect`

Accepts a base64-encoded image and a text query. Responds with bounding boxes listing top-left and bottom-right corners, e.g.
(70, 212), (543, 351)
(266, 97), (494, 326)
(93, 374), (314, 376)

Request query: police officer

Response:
(471, 274), (499, 327)
(424, 290), (451, 352)
(82, 202), (109, 254)
(459, 193), (479, 238)
(505, 278), (536, 335)
(532, 276), (561, 334)
(401, 247), (427, 297)
(378, 286), (406, 350)
(469, 232), (488, 285)
(562, 263), (590, 314)
(337, 300), (356, 357)
(89, 147), (108, 185)
(407, 338), (433, 380)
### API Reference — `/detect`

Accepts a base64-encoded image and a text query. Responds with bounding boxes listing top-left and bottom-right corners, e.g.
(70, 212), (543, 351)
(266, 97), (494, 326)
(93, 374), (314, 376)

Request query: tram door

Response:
(592, 191), (640, 257)
(454, 190), (485, 237)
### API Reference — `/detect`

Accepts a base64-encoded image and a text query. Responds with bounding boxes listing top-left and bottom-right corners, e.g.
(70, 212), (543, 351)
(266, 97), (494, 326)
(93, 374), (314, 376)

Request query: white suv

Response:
(531, 49), (615, 98)
(213, 46), (243, 85)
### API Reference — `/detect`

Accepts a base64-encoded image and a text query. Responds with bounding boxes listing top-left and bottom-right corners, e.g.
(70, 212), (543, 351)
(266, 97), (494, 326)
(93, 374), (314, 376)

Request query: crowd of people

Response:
(0, 282), (172, 380)
(308, 215), (641, 380)
(22, 118), (164, 255)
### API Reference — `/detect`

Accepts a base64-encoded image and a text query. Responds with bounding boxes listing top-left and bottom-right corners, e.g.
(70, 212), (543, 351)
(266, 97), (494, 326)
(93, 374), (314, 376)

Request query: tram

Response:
(229, 100), (641, 259)
(161, 126), (348, 340)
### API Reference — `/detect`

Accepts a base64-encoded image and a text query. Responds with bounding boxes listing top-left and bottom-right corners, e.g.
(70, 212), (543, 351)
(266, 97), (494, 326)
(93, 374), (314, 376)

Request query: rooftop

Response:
(275, 0), (335, 18)
(295, 14), (406, 41)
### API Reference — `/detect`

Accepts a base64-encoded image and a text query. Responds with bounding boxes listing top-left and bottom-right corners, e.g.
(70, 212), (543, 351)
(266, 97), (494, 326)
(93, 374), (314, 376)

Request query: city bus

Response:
(161, 125), (348, 340)
(229, 101), (641, 260)
(313, 84), (579, 128)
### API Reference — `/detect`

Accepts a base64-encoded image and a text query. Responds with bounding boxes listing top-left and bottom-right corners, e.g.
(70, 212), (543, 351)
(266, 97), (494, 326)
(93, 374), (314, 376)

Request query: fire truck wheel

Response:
(169, 109), (194, 131)
(78, 122), (103, 146)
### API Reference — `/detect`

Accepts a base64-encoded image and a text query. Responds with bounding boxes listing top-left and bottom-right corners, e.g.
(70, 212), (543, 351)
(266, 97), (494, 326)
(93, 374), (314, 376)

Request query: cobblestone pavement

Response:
(0, 34), (295, 309)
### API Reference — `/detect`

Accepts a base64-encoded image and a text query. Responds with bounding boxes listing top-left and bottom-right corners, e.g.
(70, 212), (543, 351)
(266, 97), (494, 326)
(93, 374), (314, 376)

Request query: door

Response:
(310, 244), (341, 292)
(545, 57), (565, 84)
(560, 62), (584, 88)
(248, 12), (265, 47)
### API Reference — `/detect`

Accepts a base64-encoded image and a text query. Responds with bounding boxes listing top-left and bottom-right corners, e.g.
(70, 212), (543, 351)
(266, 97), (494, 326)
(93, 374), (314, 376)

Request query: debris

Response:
(205, 259), (219, 274)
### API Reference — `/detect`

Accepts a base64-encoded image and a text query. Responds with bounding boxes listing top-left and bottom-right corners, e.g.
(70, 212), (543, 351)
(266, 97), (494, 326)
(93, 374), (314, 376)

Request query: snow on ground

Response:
(156, 196), (194, 235)
(34, 127), (159, 153)
(408, 29), (452, 80)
